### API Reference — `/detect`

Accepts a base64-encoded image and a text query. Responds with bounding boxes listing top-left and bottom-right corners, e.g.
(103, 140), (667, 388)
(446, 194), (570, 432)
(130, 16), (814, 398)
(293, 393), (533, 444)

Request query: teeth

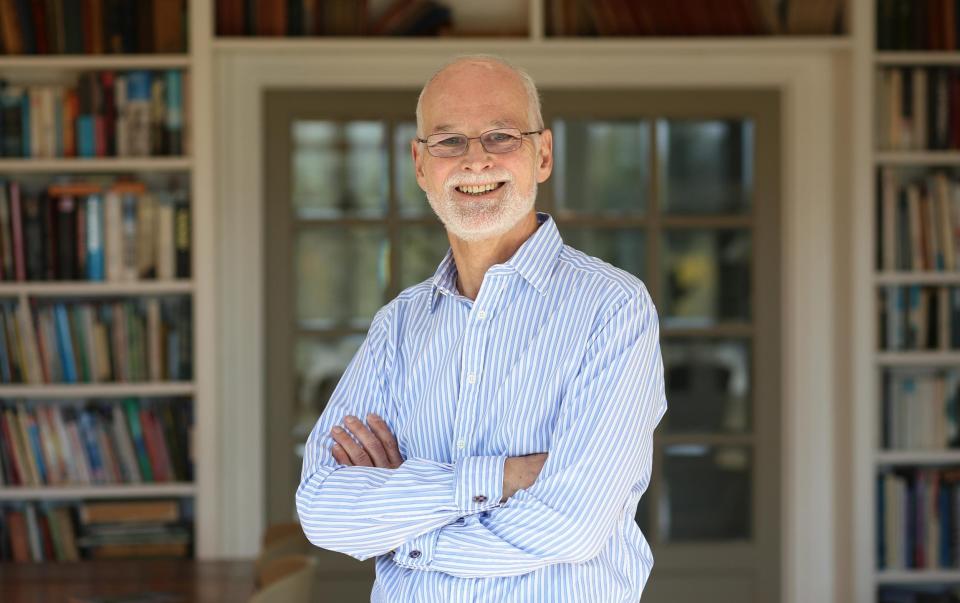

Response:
(458, 182), (501, 195)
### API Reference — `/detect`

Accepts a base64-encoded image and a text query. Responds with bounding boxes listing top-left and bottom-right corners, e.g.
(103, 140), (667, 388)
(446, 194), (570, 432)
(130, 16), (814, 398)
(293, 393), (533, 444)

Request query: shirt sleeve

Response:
(296, 306), (507, 561)
(390, 287), (668, 577)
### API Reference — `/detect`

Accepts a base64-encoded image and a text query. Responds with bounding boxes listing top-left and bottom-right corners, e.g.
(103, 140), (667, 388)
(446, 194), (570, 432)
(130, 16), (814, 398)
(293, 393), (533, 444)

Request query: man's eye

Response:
(489, 133), (513, 142)
(436, 136), (465, 146)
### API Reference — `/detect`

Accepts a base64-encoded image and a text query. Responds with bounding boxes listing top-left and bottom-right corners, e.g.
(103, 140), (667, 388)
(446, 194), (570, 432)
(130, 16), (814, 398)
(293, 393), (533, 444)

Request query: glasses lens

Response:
(427, 134), (467, 157)
(481, 129), (522, 153)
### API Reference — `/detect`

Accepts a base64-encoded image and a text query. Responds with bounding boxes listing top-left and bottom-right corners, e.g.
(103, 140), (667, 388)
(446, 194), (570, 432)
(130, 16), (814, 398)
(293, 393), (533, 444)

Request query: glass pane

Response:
(553, 119), (649, 216)
(395, 122), (429, 217)
(399, 224), (449, 289)
(292, 335), (366, 450)
(661, 229), (751, 327)
(658, 119), (753, 215)
(662, 444), (752, 542)
(296, 227), (389, 328)
(561, 227), (646, 281)
(663, 339), (751, 434)
(292, 120), (387, 218)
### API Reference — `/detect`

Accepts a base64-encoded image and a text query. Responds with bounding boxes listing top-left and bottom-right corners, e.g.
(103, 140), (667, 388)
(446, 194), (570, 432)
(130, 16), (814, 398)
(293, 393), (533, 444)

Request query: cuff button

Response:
(473, 495), (487, 504)
(409, 550), (422, 559)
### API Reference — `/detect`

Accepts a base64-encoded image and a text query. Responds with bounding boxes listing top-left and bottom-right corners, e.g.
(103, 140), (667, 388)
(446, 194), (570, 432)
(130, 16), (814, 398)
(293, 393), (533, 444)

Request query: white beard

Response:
(426, 172), (537, 242)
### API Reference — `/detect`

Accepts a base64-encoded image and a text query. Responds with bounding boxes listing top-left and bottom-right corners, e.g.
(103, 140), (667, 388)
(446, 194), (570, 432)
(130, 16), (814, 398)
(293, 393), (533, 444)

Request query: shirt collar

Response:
(428, 212), (563, 313)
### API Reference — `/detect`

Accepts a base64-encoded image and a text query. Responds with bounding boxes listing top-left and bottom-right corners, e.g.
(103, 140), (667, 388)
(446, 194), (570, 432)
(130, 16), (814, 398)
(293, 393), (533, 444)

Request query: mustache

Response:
(445, 171), (513, 188)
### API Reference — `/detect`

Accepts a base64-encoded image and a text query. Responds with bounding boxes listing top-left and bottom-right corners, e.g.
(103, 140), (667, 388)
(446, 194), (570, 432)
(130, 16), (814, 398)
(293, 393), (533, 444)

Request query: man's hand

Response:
(502, 453), (548, 502)
(330, 414), (403, 469)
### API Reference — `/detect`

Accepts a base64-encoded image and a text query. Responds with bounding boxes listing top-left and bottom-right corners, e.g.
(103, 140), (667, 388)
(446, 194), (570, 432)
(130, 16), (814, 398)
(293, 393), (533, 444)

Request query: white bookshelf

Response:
(861, 0), (960, 596)
(0, 483), (196, 501)
(0, 0), (209, 562)
(0, 158), (193, 173)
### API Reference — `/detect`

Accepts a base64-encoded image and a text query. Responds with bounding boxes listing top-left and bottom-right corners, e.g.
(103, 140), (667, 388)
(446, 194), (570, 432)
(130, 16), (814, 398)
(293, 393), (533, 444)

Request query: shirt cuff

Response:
(392, 528), (440, 570)
(453, 455), (506, 514)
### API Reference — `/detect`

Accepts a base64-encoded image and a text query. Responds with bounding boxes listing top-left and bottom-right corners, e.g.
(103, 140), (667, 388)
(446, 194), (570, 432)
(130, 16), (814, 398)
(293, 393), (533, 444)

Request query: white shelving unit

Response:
(0, 0), (216, 561)
(858, 0), (960, 596)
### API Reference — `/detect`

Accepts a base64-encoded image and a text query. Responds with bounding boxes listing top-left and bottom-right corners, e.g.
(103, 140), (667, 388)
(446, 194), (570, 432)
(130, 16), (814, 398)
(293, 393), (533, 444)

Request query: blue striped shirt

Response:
(297, 211), (668, 602)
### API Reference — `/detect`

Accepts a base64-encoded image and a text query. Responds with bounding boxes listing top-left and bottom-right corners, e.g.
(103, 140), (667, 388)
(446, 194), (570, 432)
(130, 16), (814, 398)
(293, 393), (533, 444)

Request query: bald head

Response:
(415, 55), (543, 138)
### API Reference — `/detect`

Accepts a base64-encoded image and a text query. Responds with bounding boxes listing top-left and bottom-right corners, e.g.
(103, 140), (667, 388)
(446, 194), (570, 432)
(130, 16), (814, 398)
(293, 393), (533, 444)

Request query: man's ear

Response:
(536, 128), (554, 184)
(412, 139), (427, 191)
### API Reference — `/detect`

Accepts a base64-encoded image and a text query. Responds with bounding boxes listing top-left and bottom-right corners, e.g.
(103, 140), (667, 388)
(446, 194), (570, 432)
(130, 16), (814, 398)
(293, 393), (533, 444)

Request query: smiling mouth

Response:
(455, 182), (506, 196)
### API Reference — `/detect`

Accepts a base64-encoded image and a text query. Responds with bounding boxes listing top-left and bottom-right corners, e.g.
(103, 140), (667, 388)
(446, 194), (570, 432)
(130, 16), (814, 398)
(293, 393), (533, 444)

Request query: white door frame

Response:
(213, 44), (843, 603)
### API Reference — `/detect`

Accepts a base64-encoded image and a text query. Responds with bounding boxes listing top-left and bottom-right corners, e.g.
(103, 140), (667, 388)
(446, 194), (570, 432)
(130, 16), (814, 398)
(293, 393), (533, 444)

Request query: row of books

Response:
(0, 398), (192, 487)
(0, 297), (192, 385)
(0, 499), (192, 562)
(875, 68), (960, 152)
(217, 0), (456, 37)
(877, 468), (960, 570)
(0, 0), (187, 55)
(879, 286), (960, 351)
(0, 70), (188, 158)
(881, 369), (960, 450)
(876, 0), (960, 51)
(547, 0), (841, 36)
(0, 180), (191, 282)
(880, 586), (960, 603)
(877, 169), (960, 272)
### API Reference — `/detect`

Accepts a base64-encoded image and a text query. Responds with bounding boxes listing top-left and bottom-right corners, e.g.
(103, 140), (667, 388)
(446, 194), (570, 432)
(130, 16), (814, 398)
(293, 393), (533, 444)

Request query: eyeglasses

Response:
(416, 127), (544, 158)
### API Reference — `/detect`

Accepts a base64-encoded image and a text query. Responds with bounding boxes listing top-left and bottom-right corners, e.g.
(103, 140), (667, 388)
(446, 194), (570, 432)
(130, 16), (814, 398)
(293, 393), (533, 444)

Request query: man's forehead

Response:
(429, 118), (521, 133)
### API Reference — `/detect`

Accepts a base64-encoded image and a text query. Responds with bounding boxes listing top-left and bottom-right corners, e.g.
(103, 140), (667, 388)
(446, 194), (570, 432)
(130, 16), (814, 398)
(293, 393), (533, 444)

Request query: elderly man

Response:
(297, 54), (667, 602)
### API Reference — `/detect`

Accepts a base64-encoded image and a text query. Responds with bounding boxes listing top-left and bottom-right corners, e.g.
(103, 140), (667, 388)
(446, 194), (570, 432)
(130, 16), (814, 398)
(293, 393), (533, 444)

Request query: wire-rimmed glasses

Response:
(416, 127), (544, 158)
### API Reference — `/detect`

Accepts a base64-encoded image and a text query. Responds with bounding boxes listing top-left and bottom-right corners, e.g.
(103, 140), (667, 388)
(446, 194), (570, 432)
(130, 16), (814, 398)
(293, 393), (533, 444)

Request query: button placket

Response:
(452, 277), (500, 460)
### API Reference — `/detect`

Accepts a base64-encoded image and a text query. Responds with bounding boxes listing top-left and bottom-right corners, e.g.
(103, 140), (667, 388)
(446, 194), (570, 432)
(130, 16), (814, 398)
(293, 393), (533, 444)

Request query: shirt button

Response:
(456, 439), (465, 450)
(477, 310), (487, 319)
(467, 372), (477, 384)
(409, 550), (421, 559)
(473, 495), (487, 504)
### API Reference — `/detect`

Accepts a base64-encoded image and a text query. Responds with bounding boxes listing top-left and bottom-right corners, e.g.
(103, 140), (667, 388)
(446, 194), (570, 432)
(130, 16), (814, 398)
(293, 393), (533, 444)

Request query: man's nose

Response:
(460, 138), (494, 171)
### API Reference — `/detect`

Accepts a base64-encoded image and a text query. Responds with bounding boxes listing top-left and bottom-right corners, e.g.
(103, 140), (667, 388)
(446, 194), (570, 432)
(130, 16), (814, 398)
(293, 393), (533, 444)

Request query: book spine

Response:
(86, 194), (105, 281)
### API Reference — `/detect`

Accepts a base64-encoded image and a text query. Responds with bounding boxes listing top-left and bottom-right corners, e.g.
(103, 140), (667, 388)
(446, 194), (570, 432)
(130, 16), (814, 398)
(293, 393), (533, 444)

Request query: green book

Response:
(123, 398), (152, 482)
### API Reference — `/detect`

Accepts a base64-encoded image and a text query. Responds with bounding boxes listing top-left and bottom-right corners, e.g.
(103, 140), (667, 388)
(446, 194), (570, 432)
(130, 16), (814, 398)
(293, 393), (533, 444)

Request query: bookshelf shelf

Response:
(875, 451), (960, 466)
(0, 158), (193, 173)
(875, 52), (960, 65)
(874, 272), (960, 285)
(0, 382), (195, 398)
(874, 152), (960, 165)
(876, 570), (960, 585)
(0, 281), (195, 297)
(876, 352), (960, 366)
(0, 483), (196, 501)
(0, 55), (192, 70)
(211, 35), (853, 55)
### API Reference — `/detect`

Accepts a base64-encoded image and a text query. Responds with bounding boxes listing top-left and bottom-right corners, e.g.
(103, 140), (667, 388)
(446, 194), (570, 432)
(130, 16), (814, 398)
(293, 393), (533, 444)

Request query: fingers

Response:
(344, 415), (391, 468)
(367, 414), (403, 469)
(330, 425), (372, 466)
(330, 443), (351, 465)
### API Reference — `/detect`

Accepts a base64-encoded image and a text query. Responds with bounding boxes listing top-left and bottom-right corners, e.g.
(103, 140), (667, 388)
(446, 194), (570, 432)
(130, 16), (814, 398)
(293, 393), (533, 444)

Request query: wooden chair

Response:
(249, 555), (318, 603)
(256, 522), (377, 599)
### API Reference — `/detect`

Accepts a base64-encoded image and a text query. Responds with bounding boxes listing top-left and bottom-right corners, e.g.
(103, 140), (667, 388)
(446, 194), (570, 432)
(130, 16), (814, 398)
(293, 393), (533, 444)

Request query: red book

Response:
(100, 72), (116, 157)
(257, 0), (286, 36)
(139, 406), (168, 481)
(7, 511), (29, 562)
(145, 405), (174, 481)
(37, 510), (55, 560)
(0, 412), (22, 485)
(29, 0), (48, 54)
(8, 182), (25, 282)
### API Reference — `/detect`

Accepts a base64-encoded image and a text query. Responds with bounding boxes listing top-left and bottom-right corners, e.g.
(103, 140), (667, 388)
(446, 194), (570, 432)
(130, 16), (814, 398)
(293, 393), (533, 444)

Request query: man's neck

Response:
(450, 211), (539, 300)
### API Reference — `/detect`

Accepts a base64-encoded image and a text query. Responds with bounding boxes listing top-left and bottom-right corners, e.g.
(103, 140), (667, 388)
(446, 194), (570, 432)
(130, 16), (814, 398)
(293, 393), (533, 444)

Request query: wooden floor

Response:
(0, 560), (255, 603)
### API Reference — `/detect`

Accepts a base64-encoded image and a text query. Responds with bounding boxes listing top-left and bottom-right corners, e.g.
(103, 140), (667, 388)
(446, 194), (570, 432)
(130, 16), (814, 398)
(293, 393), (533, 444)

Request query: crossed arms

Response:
(295, 291), (667, 578)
